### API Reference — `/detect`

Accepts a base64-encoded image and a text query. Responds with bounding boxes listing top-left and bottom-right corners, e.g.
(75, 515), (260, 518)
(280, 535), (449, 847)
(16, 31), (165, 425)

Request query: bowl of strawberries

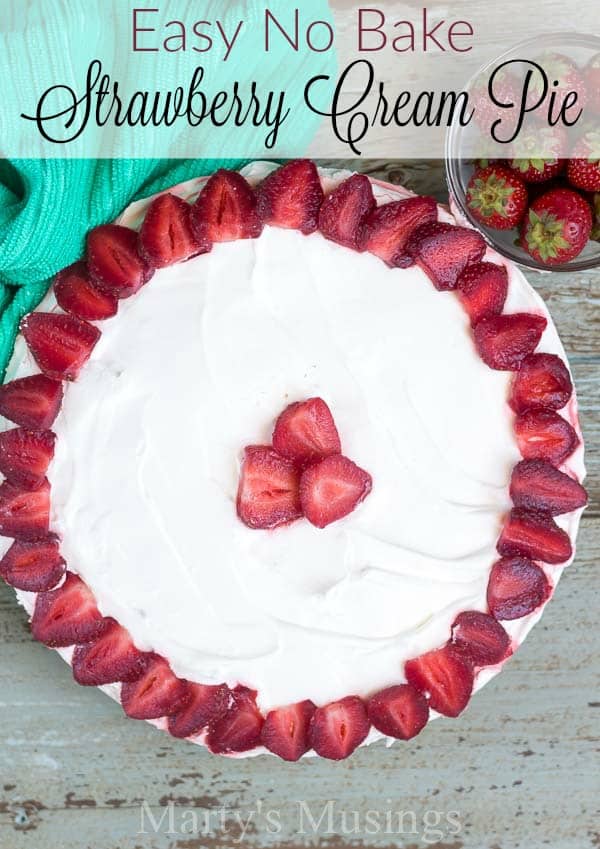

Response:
(446, 32), (600, 271)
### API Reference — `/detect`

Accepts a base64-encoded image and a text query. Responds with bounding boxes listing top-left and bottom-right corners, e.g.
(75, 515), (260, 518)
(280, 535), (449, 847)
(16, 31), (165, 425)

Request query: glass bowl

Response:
(445, 32), (600, 272)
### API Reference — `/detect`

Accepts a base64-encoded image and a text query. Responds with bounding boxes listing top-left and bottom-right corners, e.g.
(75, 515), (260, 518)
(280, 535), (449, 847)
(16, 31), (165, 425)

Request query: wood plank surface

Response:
(0, 160), (598, 849)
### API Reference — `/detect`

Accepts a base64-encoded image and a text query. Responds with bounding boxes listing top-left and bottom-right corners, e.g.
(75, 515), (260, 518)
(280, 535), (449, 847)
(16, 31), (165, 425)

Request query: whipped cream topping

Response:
(3, 165), (585, 725)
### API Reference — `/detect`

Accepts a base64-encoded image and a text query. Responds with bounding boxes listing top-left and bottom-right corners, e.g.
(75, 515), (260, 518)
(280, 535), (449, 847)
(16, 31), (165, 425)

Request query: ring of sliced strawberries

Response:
(0, 160), (587, 760)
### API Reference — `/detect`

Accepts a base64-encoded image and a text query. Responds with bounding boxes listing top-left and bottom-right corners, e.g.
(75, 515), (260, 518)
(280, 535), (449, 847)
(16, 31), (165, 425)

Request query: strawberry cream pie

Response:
(0, 161), (587, 761)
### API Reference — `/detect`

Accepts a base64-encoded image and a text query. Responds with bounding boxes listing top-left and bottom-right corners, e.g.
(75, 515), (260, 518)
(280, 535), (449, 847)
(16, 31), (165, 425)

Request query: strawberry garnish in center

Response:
(300, 454), (372, 529)
(272, 397), (341, 466)
(238, 398), (372, 530)
(236, 446), (302, 530)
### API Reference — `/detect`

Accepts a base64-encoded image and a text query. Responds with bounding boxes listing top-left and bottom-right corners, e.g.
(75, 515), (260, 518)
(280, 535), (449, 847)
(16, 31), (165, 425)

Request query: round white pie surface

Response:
(2, 164), (585, 746)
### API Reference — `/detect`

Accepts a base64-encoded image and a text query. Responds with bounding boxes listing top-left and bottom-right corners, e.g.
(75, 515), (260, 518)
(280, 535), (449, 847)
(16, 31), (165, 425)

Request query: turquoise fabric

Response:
(0, 158), (246, 374)
(0, 0), (336, 374)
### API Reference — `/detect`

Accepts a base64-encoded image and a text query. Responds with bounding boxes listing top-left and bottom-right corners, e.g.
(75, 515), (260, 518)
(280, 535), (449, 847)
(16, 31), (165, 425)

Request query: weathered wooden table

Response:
(0, 162), (598, 849)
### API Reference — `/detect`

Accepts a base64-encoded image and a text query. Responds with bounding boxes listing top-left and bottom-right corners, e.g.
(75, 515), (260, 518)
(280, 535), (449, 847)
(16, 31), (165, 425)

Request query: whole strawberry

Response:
(584, 53), (600, 114)
(466, 165), (528, 230)
(508, 124), (566, 183)
(520, 187), (592, 265)
(566, 132), (600, 191)
(526, 53), (587, 111)
(471, 70), (520, 132)
(591, 193), (600, 242)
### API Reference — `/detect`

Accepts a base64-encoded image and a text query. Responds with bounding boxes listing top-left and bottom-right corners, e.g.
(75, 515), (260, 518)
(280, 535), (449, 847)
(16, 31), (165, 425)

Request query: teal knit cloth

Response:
(0, 0), (336, 374)
(0, 158), (247, 374)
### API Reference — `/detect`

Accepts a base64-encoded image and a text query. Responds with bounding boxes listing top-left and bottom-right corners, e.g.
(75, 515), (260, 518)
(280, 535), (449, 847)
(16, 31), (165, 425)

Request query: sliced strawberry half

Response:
(236, 446), (302, 530)
(31, 572), (109, 647)
(54, 261), (118, 321)
(473, 313), (547, 371)
(0, 534), (65, 592)
(139, 193), (204, 267)
(360, 195), (437, 267)
(191, 169), (262, 244)
(0, 428), (55, 490)
(404, 645), (474, 718)
(121, 654), (190, 720)
(272, 397), (341, 466)
(21, 313), (100, 381)
(0, 375), (63, 430)
(168, 682), (233, 739)
(487, 556), (551, 620)
(406, 221), (486, 290)
(308, 696), (370, 760)
(497, 508), (572, 564)
(456, 261), (509, 324)
(256, 160), (324, 234)
(510, 459), (587, 516)
(300, 454), (372, 529)
(318, 174), (375, 250)
(509, 353), (572, 414)
(0, 478), (50, 539)
(261, 699), (316, 761)
(367, 684), (429, 740)
(72, 619), (148, 686)
(206, 686), (264, 754)
(514, 409), (579, 466)
(88, 224), (154, 298)
(450, 611), (510, 665)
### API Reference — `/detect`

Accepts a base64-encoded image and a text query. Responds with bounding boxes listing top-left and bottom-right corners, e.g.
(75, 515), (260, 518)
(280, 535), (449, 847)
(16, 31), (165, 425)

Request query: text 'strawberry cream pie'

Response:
(0, 161), (587, 761)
